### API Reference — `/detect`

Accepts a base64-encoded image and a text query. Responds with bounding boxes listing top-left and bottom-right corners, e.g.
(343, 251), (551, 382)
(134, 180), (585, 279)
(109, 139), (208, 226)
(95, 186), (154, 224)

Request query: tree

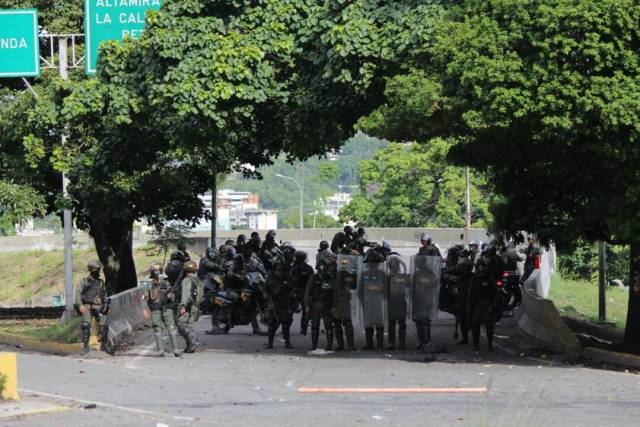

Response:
(339, 140), (492, 228)
(363, 0), (640, 351)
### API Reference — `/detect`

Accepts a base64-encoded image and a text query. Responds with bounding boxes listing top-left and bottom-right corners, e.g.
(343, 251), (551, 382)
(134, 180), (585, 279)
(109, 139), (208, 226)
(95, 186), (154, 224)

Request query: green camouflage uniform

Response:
(176, 274), (202, 353)
(145, 278), (179, 355)
(74, 275), (109, 352)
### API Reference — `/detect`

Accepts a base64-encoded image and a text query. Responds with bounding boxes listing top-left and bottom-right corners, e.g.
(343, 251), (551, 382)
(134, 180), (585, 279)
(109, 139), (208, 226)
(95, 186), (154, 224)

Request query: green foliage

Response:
(549, 275), (628, 331)
(339, 139), (492, 228)
(0, 181), (46, 228)
(145, 224), (194, 266)
(559, 243), (630, 285)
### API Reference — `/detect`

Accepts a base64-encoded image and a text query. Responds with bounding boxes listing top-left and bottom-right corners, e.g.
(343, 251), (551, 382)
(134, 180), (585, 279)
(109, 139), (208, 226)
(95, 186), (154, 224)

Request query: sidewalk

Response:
(0, 397), (68, 421)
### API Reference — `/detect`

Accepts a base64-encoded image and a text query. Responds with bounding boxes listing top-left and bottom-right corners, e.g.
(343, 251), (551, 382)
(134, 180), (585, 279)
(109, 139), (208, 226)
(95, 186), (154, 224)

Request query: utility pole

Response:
(210, 173), (217, 248)
(465, 167), (471, 246)
(598, 241), (607, 322)
(59, 36), (75, 319)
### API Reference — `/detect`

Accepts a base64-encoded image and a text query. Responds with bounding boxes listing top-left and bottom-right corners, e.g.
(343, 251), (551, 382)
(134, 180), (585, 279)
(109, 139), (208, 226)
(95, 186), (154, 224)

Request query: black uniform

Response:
(304, 270), (335, 350)
(290, 260), (314, 335)
(469, 252), (501, 351)
(264, 270), (297, 349)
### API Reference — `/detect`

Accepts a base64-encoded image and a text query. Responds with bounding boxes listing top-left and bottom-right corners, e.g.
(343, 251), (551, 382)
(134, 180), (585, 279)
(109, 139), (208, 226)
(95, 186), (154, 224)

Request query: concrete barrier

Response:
(515, 269), (581, 355)
(106, 286), (149, 349)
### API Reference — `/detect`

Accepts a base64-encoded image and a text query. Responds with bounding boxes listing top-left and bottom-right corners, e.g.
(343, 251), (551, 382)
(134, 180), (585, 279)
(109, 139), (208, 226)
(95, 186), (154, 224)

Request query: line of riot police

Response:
(140, 228), (537, 355)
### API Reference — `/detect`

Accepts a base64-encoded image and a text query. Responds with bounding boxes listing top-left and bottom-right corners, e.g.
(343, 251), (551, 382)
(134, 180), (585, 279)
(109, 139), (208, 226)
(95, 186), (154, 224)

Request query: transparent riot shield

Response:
(410, 255), (441, 322)
(386, 255), (409, 322)
(337, 254), (361, 321)
(357, 259), (387, 328)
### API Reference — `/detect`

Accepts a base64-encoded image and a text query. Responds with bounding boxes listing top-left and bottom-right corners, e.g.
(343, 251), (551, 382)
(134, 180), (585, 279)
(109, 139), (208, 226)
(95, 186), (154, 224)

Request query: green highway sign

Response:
(0, 9), (40, 78)
(85, 0), (163, 75)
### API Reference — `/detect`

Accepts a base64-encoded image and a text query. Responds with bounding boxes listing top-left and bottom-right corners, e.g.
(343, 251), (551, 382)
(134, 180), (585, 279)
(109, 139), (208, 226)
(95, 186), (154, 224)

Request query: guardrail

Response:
(0, 307), (64, 320)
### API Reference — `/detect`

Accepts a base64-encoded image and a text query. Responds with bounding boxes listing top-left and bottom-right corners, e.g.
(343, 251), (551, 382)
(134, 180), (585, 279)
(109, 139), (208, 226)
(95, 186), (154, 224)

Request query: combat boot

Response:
(311, 329), (319, 350)
(415, 323), (426, 351)
(375, 327), (384, 351)
(363, 327), (375, 350)
(80, 322), (91, 355)
(325, 326), (334, 351)
(486, 324), (494, 352)
(398, 323), (406, 352)
(284, 328), (295, 349)
(152, 333), (165, 357)
(345, 325), (356, 352)
(265, 327), (275, 349)
(386, 324), (396, 350)
(300, 315), (309, 336)
(334, 323), (345, 351)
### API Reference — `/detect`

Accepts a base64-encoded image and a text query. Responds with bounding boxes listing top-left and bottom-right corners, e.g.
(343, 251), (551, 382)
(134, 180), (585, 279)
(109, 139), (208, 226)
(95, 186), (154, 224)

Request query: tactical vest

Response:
(148, 280), (172, 310)
(310, 273), (334, 309)
(81, 277), (103, 305)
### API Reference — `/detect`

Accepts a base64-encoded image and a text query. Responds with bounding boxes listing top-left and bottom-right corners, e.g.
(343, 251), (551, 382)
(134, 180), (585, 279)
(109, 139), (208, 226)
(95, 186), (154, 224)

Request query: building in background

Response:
(245, 209), (278, 231)
(194, 190), (277, 232)
(324, 192), (352, 220)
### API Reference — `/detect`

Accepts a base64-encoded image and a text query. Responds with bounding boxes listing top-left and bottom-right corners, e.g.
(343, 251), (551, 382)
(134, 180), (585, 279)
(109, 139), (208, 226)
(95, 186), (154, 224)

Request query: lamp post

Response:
(276, 174), (303, 230)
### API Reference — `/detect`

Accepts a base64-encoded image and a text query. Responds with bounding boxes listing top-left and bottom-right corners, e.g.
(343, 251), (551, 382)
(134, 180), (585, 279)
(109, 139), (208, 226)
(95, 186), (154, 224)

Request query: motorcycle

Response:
(498, 270), (522, 312)
(212, 271), (268, 333)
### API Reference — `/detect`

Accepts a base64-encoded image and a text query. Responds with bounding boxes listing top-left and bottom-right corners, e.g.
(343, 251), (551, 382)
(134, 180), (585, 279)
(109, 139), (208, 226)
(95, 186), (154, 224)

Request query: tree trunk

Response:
(90, 218), (137, 295)
(624, 241), (640, 353)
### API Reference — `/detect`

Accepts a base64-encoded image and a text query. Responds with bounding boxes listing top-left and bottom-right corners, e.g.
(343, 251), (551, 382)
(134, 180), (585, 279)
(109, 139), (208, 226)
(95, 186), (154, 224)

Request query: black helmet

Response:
(319, 240), (329, 251)
(344, 225), (354, 235)
(225, 239), (235, 246)
(237, 234), (246, 244)
(87, 260), (102, 271)
(226, 246), (237, 260)
(178, 242), (187, 251)
(294, 250), (307, 263)
(266, 230), (276, 240)
(357, 227), (365, 237)
(205, 246), (219, 260)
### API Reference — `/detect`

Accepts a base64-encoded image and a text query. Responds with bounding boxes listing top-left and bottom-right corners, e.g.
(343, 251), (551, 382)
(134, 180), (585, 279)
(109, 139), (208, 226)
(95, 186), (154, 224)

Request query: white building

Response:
(324, 192), (352, 220)
(245, 209), (278, 231)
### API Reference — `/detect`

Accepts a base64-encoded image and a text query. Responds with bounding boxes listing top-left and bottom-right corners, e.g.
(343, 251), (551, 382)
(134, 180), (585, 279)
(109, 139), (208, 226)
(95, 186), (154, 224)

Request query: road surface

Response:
(6, 314), (640, 426)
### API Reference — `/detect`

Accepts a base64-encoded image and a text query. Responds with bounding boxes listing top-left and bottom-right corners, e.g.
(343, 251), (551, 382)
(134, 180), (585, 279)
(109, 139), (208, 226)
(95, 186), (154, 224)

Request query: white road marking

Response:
(18, 388), (193, 421)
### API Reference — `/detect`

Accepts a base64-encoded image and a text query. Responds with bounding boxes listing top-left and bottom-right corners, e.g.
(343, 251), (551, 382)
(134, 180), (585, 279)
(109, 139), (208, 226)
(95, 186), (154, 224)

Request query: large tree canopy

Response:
(339, 139), (492, 228)
(359, 0), (640, 351)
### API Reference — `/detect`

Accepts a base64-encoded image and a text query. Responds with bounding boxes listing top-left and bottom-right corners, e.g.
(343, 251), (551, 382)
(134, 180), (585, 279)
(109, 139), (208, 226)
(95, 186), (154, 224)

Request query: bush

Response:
(558, 242), (629, 285)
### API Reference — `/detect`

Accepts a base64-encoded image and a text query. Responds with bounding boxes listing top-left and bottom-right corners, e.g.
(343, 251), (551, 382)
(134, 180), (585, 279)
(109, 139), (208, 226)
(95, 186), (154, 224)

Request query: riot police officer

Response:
(290, 251), (314, 335)
(469, 246), (501, 352)
(418, 233), (442, 257)
(199, 247), (225, 335)
(332, 257), (356, 352)
(316, 241), (332, 268)
(305, 256), (336, 351)
(74, 261), (109, 355)
(261, 230), (279, 270)
(386, 256), (409, 351)
(264, 258), (297, 349)
(172, 242), (191, 263)
(144, 262), (180, 357)
(176, 260), (203, 354)
(453, 249), (474, 345)
(235, 234), (247, 254)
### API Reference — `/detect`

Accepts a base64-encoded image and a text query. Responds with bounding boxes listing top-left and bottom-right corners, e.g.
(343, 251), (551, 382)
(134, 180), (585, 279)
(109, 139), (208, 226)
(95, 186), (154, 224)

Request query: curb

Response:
(582, 347), (640, 369)
(0, 332), (85, 356)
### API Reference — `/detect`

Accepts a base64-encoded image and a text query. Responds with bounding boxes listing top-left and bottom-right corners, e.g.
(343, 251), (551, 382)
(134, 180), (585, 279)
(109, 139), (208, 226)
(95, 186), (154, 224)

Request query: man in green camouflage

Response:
(74, 261), (109, 355)
(144, 262), (180, 357)
(176, 260), (203, 354)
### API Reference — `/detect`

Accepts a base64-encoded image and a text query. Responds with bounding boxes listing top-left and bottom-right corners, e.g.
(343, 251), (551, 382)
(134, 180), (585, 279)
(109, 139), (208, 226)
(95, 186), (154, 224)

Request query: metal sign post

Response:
(84, 0), (163, 74)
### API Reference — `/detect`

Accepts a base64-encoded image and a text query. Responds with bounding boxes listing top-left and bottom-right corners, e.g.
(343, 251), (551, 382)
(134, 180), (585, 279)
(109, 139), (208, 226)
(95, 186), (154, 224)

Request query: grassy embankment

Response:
(548, 275), (628, 330)
(0, 248), (162, 343)
(0, 248), (162, 305)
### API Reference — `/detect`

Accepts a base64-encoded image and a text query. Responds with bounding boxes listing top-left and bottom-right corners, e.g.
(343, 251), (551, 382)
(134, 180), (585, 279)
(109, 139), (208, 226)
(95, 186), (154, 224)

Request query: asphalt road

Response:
(6, 313), (640, 427)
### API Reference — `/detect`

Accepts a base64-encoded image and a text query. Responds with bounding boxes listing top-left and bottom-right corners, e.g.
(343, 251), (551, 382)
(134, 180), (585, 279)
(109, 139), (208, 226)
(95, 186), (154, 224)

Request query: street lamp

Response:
(275, 173), (303, 230)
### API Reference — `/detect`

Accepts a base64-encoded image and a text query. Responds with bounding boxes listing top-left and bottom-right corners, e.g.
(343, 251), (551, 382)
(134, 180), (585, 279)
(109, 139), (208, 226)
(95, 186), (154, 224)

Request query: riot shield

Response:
(336, 254), (360, 321)
(386, 255), (409, 321)
(410, 255), (441, 322)
(357, 259), (387, 328)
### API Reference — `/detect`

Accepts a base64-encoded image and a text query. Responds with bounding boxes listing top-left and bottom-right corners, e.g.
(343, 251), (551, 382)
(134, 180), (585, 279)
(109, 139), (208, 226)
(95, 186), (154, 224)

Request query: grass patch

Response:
(0, 248), (164, 305)
(548, 275), (628, 330)
(0, 318), (82, 344)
